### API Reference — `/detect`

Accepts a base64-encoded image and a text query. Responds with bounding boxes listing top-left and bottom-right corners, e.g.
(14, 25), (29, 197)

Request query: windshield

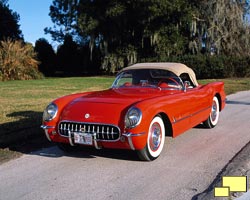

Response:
(112, 69), (184, 90)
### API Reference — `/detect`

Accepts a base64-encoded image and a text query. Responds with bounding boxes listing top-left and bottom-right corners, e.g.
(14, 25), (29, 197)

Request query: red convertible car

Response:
(41, 63), (226, 161)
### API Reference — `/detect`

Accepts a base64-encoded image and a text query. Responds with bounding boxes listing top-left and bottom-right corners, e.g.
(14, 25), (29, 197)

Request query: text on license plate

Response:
(74, 133), (93, 145)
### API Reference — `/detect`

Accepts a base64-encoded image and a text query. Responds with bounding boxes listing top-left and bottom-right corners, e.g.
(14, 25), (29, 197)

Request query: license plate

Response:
(74, 132), (93, 145)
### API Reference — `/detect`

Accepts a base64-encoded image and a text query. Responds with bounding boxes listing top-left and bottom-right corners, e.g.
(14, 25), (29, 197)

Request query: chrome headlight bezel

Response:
(125, 107), (142, 129)
(43, 103), (58, 122)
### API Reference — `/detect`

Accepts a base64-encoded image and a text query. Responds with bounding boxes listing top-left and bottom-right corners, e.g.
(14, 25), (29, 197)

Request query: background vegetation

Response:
(0, 39), (43, 81)
(42, 0), (250, 76)
(1, 0), (250, 79)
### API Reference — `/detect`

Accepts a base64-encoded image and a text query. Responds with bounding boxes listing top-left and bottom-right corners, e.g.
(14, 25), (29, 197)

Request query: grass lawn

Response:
(0, 77), (250, 163)
(0, 77), (113, 163)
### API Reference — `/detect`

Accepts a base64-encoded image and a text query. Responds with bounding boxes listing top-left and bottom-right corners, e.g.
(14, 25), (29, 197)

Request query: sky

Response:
(8, 0), (57, 47)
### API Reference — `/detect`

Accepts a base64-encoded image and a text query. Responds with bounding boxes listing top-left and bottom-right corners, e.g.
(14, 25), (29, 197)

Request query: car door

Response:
(184, 85), (211, 127)
(169, 89), (196, 137)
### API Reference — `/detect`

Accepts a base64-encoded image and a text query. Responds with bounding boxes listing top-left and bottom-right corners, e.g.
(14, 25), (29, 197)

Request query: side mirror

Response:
(184, 81), (191, 87)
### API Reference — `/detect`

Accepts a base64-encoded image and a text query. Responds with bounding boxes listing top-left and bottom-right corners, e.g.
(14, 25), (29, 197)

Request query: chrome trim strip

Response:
(123, 132), (146, 137)
(172, 106), (211, 124)
(44, 129), (51, 141)
(40, 125), (55, 129)
(122, 132), (146, 150)
(68, 130), (75, 146)
(40, 125), (55, 141)
(93, 133), (102, 149)
(124, 133), (135, 150)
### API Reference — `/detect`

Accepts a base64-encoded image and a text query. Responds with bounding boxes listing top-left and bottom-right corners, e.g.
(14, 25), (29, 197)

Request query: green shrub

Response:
(0, 39), (43, 81)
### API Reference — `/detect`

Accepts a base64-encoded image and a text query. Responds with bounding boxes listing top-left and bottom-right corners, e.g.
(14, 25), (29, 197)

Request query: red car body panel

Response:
(41, 63), (226, 153)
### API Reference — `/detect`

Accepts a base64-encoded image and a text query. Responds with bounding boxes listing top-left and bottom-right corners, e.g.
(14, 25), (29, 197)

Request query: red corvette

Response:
(41, 63), (226, 161)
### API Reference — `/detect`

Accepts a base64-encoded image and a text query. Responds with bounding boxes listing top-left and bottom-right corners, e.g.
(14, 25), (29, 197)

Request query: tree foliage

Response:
(190, 0), (250, 56)
(44, 0), (79, 42)
(76, 0), (196, 70)
(34, 38), (56, 76)
(56, 35), (79, 73)
(45, 0), (250, 74)
(0, 0), (23, 41)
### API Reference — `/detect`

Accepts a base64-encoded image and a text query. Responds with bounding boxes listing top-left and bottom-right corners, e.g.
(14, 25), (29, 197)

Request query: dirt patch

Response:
(0, 149), (22, 164)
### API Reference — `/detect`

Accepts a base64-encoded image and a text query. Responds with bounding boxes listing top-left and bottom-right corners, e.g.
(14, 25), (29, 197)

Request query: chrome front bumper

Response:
(41, 125), (146, 151)
(67, 130), (102, 149)
(122, 132), (146, 150)
(40, 125), (55, 141)
(41, 124), (102, 149)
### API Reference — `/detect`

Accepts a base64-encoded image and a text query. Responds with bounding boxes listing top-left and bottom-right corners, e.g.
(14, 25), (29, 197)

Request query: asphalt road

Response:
(0, 91), (250, 200)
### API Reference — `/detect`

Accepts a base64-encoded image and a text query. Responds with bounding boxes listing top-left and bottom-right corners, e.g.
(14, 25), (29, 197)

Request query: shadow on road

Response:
(32, 145), (140, 161)
(226, 100), (250, 105)
(0, 110), (140, 161)
(0, 111), (51, 152)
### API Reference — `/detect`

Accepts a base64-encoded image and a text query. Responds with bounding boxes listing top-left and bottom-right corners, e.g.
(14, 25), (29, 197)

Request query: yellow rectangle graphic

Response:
(222, 176), (247, 192)
(214, 187), (230, 197)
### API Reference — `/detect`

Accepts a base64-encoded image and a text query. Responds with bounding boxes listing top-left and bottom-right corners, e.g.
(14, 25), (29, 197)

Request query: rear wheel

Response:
(203, 96), (220, 128)
(137, 116), (165, 161)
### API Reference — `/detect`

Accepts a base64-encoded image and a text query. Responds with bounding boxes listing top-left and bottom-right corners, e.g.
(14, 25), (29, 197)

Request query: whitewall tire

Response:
(204, 96), (220, 128)
(137, 116), (165, 161)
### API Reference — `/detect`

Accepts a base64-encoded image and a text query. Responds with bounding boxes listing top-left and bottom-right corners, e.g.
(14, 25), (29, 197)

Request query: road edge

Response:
(192, 140), (250, 200)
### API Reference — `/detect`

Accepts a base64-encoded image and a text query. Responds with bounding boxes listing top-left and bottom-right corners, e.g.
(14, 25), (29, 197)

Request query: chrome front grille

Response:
(58, 121), (120, 141)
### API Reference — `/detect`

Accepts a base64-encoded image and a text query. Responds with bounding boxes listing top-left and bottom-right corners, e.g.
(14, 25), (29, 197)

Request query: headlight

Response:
(125, 107), (142, 128)
(43, 103), (58, 122)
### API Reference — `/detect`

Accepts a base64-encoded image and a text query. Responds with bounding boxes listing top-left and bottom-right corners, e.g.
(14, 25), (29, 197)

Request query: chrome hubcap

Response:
(149, 123), (161, 151)
(211, 100), (218, 122)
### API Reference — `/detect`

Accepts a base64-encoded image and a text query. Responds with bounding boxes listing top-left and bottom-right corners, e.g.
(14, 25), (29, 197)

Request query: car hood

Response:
(59, 88), (163, 124)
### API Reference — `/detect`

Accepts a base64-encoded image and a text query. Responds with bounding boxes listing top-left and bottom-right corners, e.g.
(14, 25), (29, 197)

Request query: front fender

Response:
(41, 92), (92, 140)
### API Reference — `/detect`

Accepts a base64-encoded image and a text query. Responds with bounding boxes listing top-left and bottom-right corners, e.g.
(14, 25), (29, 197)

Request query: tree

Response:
(46, 0), (250, 75)
(45, 0), (79, 42)
(47, 1), (195, 65)
(190, 0), (250, 56)
(56, 35), (80, 75)
(77, 0), (195, 67)
(34, 38), (56, 76)
(144, 0), (194, 58)
(0, 0), (23, 41)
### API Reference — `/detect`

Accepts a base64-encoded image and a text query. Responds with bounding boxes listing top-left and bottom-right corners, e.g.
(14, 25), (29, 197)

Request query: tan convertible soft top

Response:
(120, 62), (199, 86)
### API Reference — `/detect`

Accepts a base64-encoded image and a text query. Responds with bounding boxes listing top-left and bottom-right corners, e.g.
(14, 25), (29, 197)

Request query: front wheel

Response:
(137, 116), (165, 161)
(203, 96), (220, 128)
